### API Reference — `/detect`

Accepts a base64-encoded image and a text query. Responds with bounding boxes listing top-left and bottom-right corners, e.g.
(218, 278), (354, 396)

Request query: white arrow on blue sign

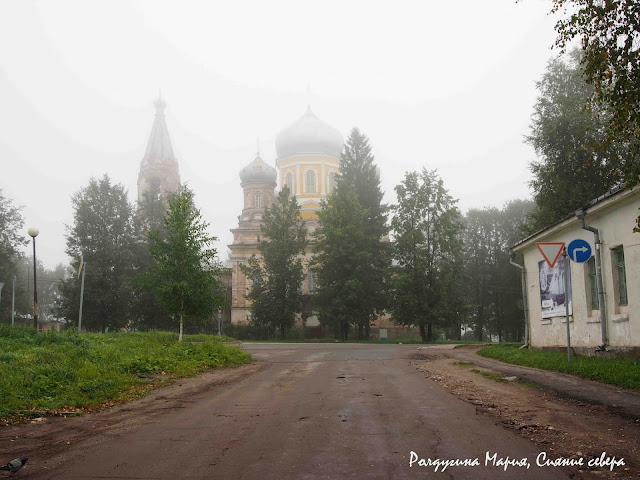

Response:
(567, 239), (592, 263)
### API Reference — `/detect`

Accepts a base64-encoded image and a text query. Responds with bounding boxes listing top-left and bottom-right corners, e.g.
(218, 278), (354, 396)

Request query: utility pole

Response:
(78, 261), (86, 331)
(28, 227), (39, 330)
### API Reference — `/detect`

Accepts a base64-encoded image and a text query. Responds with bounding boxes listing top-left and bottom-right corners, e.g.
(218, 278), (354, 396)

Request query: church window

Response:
(255, 192), (262, 208)
(305, 170), (316, 193)
(285, 172), (294, 194)
(327, 172), (335, 194)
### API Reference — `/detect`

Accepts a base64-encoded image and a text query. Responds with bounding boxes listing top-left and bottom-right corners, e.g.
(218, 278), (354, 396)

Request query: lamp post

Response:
(28, 227), (39, 331)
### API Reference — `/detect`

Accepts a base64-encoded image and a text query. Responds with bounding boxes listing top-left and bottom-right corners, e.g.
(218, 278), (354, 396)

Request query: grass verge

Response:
(478, 344), (640, 390)
(0, 326), (252, 423)
(242, 337), (490, 345)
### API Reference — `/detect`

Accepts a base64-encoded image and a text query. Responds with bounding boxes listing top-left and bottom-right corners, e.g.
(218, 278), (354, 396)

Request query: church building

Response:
(229, 106), (344, 325)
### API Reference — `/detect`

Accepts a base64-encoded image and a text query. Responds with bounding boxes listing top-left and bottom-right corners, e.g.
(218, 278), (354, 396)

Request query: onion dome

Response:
(275, 106), (344, 159)
(239, 154), (277, 183)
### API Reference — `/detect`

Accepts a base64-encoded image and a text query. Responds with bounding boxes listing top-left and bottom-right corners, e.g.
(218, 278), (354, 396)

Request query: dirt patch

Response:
(0, 362), (266, 472)
(410, 356), (640, 479)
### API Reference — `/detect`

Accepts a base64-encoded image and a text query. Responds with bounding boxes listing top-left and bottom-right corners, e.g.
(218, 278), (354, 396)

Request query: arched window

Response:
(305, 170), (316, 193)
(327, 172), (335, 194)
(255, 192), (262, 208)
(285, 172), (294, 194)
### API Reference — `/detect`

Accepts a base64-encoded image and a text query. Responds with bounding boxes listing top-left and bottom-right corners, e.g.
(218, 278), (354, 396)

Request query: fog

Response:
(0, 0), (560, 268)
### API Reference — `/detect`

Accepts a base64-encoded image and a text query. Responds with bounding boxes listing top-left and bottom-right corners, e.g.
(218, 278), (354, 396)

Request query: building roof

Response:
(239, 154), (277, 183)
(141, 97), (177, 166)
(511, 183), (635, 251)
(275, 106), (344, 159)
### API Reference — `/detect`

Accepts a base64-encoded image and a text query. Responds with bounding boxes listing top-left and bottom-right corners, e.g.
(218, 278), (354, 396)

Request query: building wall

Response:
(277, 154), (340, 221)
(518, 189), (639, 349)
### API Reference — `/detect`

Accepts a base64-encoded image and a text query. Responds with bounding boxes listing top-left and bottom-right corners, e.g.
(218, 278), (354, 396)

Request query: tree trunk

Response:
(365, 322), (370, 340)
(427, 322), (433, 342)
(179, 313), (184, 342)
(280, 323), (285, 339)
(419, 323), (427, 343)
(357, 323), (363, 340)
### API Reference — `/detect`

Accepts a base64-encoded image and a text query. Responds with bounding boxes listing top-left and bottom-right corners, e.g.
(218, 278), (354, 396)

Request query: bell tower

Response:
(137, 97), (181, 203)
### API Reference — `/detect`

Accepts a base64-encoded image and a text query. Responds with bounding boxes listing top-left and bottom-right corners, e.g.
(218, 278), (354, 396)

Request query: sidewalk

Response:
(420, 345), (640, 420)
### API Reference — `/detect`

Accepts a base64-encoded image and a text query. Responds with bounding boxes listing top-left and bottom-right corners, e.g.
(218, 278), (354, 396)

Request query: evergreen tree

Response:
(314, 183), (388, 340)
(320, 127), (390, 339)
(56, 175), (137, 332)
(340, 128), (387, 227)
(241, 187), (306, 338)
(391, 169), (462, 342)
(141, 187), (222, 341)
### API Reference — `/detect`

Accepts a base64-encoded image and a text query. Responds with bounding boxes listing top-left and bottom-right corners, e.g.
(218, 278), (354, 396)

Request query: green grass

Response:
(453, 361), (476, 368)
(241, 337), (490, 345)
(478, 344), (640, 390)
(0, 326), (252, 422)
(471, 368), (508, 383)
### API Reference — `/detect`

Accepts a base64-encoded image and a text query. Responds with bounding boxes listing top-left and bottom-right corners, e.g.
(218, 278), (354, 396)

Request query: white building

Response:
(512, 185), (639, 355)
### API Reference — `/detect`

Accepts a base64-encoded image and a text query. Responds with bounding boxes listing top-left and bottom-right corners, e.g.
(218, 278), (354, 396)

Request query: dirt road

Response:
(1, 344), (620, 479)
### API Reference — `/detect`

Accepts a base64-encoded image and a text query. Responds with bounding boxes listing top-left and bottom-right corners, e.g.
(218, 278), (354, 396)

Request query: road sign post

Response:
(563, 247), (572, 362)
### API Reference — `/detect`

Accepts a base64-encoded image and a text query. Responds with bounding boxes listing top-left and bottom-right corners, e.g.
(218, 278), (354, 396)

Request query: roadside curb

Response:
(452, 349), (640, 421)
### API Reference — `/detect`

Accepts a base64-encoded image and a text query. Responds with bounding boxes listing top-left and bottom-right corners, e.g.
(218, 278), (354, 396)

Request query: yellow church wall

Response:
(279, 156), (339, 198)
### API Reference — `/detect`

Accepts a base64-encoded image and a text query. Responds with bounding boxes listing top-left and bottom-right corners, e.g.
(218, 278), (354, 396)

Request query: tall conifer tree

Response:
(313, 128), (390, 339)
(241, 187), (306, 338)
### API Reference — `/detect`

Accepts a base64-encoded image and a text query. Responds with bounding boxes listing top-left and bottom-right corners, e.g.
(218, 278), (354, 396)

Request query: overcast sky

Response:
(1, 0), (563, 269)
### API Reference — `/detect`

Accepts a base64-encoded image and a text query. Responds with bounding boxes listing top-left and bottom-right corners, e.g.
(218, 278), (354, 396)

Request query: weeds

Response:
(478, 344), (640, 390)
(0, 326), (251, 421)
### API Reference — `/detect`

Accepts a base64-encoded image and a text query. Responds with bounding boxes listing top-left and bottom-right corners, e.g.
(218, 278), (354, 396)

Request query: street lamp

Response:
(28, 227), (39, 331)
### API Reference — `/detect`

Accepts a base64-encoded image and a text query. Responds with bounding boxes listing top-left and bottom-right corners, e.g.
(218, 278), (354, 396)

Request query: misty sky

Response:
(1, 0), (563, 269)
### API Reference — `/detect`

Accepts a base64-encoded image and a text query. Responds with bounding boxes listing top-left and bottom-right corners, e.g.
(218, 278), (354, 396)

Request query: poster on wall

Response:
(538, 256), (572, 319)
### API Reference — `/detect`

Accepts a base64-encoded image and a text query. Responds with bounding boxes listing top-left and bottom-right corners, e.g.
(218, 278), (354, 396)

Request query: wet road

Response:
(42, 343), (572, 479)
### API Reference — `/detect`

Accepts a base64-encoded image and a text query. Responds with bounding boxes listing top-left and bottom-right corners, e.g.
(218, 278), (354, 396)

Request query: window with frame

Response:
(305, 170), (316, 193)
(613, 246), (628, 306)
(587, 256), (599, 310)
(285, 172), (294, 193)
(255, 192), (262, 208)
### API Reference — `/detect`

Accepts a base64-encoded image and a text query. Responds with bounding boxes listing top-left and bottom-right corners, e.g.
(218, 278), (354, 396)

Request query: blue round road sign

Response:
(567, 239), (592, 263)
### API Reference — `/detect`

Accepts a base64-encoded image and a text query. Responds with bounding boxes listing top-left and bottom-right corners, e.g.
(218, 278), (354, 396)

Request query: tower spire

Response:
(137, 96), (181, 203)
